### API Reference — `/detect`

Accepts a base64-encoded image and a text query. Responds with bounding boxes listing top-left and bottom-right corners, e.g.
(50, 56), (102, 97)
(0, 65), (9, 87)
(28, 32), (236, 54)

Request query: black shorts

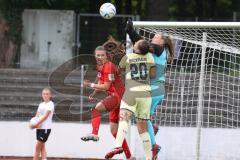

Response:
(36, 129), (51, 142)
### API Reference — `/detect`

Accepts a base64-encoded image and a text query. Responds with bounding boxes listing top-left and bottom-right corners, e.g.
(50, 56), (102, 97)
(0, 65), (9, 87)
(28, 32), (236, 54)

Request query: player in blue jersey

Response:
(149, 33), (174, 160)
(125, 19), (174, 160)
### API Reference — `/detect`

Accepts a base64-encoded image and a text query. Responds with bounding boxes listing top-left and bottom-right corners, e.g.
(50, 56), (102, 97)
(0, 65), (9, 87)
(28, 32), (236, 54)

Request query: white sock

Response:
(140, 132), (152, 159)
(115, 120), (128, 148)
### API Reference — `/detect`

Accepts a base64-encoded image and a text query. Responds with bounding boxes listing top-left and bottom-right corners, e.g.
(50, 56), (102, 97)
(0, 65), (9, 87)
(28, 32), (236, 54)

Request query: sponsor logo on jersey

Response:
(108, 74), (115, 81)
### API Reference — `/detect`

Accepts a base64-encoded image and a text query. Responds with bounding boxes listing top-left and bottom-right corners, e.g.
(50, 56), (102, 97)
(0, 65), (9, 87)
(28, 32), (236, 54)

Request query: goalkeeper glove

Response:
(125, 18), (142, 44)
(125, 18), (134, 34)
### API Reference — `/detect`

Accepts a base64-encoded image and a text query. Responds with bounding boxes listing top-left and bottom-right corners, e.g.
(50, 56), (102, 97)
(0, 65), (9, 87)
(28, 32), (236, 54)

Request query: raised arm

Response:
(125, 18), (142, 44)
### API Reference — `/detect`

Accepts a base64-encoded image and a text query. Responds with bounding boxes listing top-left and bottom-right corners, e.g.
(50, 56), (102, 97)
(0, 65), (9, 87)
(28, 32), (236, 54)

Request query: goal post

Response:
(130, 21), (240, 160)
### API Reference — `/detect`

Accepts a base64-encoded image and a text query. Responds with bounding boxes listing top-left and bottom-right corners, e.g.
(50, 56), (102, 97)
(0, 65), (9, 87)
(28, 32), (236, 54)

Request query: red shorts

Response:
(101, 93), (121, 123)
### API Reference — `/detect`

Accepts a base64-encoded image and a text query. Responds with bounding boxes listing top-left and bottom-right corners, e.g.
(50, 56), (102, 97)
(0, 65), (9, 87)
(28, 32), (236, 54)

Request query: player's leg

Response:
(137, 120), (152, 160)
(33, 140), (43, 160)
(150, 83), (165, 136)
(148, 96), (164, 143)
(147, 121), (155, 144)
(91, 102), (105, 135)
(91, 95), (117, 138)
(109, 108), (132, 159)
(136, 95), (153, 160)
(148, 95), (164, 159)
(105, 109), (133, 159)
(148, 121), (161, 160)
(81, 102), (103, 141)
(41, 143), (47, 160)
(115, 94), (136, 149)
(34, 129), (44, 160)
(81, 95), (118, 142)
(105, 93), (136, 159)
(36, 129), (51, 160)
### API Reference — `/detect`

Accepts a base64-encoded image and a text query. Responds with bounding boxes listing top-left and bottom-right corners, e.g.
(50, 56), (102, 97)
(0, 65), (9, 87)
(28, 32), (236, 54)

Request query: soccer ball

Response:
(99, 3), (116, 19)
(29, 117), (39, 126)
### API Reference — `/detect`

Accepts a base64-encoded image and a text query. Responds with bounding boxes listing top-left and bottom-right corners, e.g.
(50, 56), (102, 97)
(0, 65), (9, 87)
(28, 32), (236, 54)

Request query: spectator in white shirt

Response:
(30, 87), (54, 160)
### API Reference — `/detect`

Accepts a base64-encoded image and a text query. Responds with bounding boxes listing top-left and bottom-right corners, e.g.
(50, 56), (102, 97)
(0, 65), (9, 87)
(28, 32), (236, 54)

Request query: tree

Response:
(170, 0), (239, 21)
(145, 0), (169, 20)
(125, 0), (132, 14)
(115, 0), (123, 14)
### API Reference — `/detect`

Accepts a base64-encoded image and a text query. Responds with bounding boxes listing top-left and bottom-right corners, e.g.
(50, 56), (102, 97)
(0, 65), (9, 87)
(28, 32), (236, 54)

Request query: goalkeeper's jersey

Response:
(151, 48), (167, 84)
(119, 52), (155, 92)
(151, 48), (167, 96)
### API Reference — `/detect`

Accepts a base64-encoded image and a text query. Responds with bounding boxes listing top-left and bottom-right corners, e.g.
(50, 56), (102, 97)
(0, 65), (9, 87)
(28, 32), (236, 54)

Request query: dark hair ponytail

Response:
(138, 40), (150, 55)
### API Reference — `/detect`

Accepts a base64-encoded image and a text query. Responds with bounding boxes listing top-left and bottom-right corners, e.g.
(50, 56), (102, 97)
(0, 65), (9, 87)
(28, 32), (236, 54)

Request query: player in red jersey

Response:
(81, 46), (133, 159)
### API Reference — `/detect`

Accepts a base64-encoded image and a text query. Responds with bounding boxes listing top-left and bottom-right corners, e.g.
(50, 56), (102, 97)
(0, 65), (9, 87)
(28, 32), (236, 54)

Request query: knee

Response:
(119, 110), (131, 122)
(35, 142), (42, 150)
(137, 120), (148, 134)
(110, 128), (117, 135)
(95, 102), (106, 112)
(138, 128), (147, 134)
(95, 102), (102, 110)
(110, 122), (118, 136)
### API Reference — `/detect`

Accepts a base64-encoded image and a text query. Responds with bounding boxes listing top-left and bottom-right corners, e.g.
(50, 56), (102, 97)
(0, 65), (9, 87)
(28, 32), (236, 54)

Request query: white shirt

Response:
(37, 100), (54, 129)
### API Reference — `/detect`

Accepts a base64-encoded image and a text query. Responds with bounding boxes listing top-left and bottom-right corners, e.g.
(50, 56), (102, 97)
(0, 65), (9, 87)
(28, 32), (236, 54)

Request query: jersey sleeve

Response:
(119, 55), (127, 69)
(46, 102), (54, 112)
(103, 62), (117, 82)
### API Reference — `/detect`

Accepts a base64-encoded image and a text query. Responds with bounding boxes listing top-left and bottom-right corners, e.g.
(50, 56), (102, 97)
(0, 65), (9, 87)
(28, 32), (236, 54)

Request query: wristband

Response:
(90, 83), (95, 88)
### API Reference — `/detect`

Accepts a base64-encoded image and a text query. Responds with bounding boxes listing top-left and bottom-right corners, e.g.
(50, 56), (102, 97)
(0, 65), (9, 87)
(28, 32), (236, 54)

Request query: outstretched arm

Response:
(125, 18), (142, 44)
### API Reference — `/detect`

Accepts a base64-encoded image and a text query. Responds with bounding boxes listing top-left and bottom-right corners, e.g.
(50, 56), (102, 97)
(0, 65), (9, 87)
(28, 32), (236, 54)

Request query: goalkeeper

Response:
(125, 19), (174, 160)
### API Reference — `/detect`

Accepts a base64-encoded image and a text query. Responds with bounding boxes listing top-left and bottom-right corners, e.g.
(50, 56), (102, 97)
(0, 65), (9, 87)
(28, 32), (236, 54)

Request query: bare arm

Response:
(90, 81), (101, 95)
(37, 111), (51, 125)
(92, 82), (111, 91)
(35, 112), (40, 117)
(125, 18), (142, 44)
(31, 111), (51, 129)
(84, 80), (111, 91)
(150, 66), (156, 79)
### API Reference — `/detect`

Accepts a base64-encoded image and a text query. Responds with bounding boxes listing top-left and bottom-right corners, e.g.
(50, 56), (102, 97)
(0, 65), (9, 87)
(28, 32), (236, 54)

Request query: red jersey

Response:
(97, 61), (125, 98)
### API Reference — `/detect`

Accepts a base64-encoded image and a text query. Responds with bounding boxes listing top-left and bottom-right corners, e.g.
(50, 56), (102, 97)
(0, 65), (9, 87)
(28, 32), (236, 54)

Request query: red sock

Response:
(91, 108), (101, 135)
(112, 132), (131, 159)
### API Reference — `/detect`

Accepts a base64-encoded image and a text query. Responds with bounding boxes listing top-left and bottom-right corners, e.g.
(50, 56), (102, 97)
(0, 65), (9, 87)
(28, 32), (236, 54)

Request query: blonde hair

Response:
(94, 46), (107, 54)
(154, 33), (174, 64)
(42, 87), (52, 93)
(164, 35), (174, 64)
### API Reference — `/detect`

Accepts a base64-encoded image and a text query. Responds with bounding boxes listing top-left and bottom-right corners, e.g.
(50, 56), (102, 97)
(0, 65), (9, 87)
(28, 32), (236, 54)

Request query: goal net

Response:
(130, 22), (240, 160)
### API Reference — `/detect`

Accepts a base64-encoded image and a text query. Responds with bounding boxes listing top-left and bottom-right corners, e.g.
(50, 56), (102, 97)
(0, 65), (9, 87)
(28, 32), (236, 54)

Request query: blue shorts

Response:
(150, 81), (165, 115)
